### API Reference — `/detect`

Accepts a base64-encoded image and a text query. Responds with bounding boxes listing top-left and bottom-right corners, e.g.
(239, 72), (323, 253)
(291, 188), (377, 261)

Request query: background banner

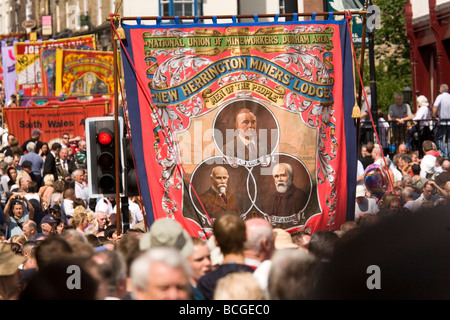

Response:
(1, 41), (17, 106)
(40, 48), (57, 96)
(55, 49), (114, 98)
(3, 97), (110, 143)
(121, 16), (357, 237)
(14, 35), (96, 97)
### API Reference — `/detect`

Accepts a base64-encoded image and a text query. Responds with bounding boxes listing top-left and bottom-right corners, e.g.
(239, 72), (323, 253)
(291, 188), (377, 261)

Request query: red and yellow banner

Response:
(121, 18), (358, 238)
(15, 35), (96, 96)
(3, 96), (111, 143)
(55, 49), (114, 98)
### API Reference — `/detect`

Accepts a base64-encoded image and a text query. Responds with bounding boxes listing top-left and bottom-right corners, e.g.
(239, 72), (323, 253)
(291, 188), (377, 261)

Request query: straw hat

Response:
(139, 218), (194, 258)
(273, 228), (299, 249)
(0, 243), (26, 276)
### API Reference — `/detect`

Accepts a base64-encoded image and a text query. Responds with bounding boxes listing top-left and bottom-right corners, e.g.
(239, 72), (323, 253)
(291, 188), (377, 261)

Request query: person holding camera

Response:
(3, 193), (35, 240)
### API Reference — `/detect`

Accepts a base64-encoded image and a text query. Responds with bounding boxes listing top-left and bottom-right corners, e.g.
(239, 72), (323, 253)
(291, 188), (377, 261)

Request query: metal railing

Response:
(359, 119), (438, 157)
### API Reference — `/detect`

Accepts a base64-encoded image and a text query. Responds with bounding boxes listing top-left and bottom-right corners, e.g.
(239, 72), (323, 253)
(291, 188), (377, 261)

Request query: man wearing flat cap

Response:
(0, 243), (26, 299)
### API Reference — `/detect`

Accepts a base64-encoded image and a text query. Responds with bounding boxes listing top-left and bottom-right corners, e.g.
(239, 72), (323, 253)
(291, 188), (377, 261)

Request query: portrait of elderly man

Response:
(223, 107), (270, 162)
(269, 163), (308, 225)
(198, 166), (241, 220)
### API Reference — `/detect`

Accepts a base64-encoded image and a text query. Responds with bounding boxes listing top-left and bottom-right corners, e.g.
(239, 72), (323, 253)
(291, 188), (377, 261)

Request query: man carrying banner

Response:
(269, 163), (308, 226)
(198, 166), (240, 220)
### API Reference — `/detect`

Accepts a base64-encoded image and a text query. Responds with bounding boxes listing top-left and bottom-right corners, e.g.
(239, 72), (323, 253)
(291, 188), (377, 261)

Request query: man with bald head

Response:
(244, 218), (275, 270)
(198, 166), (241, 220)
(269, 163), (308, 226)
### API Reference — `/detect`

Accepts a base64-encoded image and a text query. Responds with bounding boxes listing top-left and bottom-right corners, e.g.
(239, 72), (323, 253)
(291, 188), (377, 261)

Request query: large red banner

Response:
(121, 17), (358, 238)
(3, 96), (111, 143)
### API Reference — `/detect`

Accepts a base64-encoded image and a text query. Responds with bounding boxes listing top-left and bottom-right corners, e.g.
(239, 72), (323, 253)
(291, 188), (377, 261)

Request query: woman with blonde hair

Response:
(68, 205), (89, 234)
(38, 174), (55, 210)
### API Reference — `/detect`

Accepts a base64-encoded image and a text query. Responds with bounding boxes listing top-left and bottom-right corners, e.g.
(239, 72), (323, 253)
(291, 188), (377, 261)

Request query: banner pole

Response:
(112, 15), (122, 237)
(356, 1), (369, 153)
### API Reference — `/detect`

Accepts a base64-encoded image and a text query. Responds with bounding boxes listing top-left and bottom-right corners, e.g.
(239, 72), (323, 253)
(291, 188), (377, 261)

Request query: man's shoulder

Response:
(200, 263), (254, 284)
(422, 154), (437, 161)
(26, 152), (43, 161)
(287, 184), (307, 197)
(225, 190), (238, 199)
(367, 197), (377, 204)
(199, 187), (215, 198)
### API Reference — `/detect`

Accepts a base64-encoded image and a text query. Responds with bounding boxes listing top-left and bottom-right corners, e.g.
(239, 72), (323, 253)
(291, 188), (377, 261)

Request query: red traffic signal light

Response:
(98, 129), (113, 145)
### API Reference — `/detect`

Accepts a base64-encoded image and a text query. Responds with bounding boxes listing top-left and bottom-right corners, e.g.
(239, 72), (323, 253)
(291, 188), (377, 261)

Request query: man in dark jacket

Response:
(269, 163), (308, 226)
(198, 166), (240, 221)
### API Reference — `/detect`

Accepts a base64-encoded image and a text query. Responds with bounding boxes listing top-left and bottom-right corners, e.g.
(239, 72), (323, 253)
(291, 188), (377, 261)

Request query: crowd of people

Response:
(2, 85), (450, 300)
(0, 126), (148, 299)
(356, 139), (450, 221)
(360, 83), (450, 159)
(0, 204), (349, 300)
(1, 130), (450, 300)
(3, 198), (448, 300)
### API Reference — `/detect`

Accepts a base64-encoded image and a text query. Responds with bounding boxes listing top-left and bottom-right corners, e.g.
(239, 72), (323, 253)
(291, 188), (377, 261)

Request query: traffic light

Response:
(122, 136), (139, 197)
(86, 116), (123, 198)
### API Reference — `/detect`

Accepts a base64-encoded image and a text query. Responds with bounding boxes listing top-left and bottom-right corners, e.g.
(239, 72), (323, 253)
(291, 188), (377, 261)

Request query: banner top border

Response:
(118, 11), (364, 29)
(119, 10), (366, 22)
(122, 18), (349, 30)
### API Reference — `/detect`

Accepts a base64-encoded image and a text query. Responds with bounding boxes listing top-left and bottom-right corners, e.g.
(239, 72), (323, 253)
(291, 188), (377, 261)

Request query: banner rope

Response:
(109, 15), (214, 231)
(344, 11), (399, 206)
(110, 19), (148, 231)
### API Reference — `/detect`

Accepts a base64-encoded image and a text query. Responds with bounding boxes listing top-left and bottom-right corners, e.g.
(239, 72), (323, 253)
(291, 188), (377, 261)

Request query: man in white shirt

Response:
(113, 197), (143, 229)
(72, 169), (86, 201)
(95, 197), (115, 216)
(354, 185), (379, 221)
(433, 83), (450, 157)
(420, 140), (439, 179)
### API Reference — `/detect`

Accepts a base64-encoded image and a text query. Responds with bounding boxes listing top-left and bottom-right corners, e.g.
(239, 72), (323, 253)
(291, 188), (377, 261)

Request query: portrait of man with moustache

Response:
(223, 107), (270, 162)
(269, 162), (308, 225)
(198, 166), (241, 220)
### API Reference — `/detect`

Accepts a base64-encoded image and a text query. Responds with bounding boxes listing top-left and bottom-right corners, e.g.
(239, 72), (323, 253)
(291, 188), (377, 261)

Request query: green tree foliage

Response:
(360, 0), (412, 112)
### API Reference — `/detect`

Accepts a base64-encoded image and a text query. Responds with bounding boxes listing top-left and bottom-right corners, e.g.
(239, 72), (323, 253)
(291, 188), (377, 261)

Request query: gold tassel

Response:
(115, 23), (126, 40)
(352, 104), (361, 118)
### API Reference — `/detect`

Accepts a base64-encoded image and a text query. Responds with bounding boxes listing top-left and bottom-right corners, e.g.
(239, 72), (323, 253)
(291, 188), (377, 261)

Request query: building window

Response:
(160, 0), (202, 17)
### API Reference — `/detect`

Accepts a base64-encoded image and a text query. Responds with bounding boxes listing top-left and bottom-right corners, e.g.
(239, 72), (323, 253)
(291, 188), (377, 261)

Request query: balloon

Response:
(364, 163), (389, 199)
